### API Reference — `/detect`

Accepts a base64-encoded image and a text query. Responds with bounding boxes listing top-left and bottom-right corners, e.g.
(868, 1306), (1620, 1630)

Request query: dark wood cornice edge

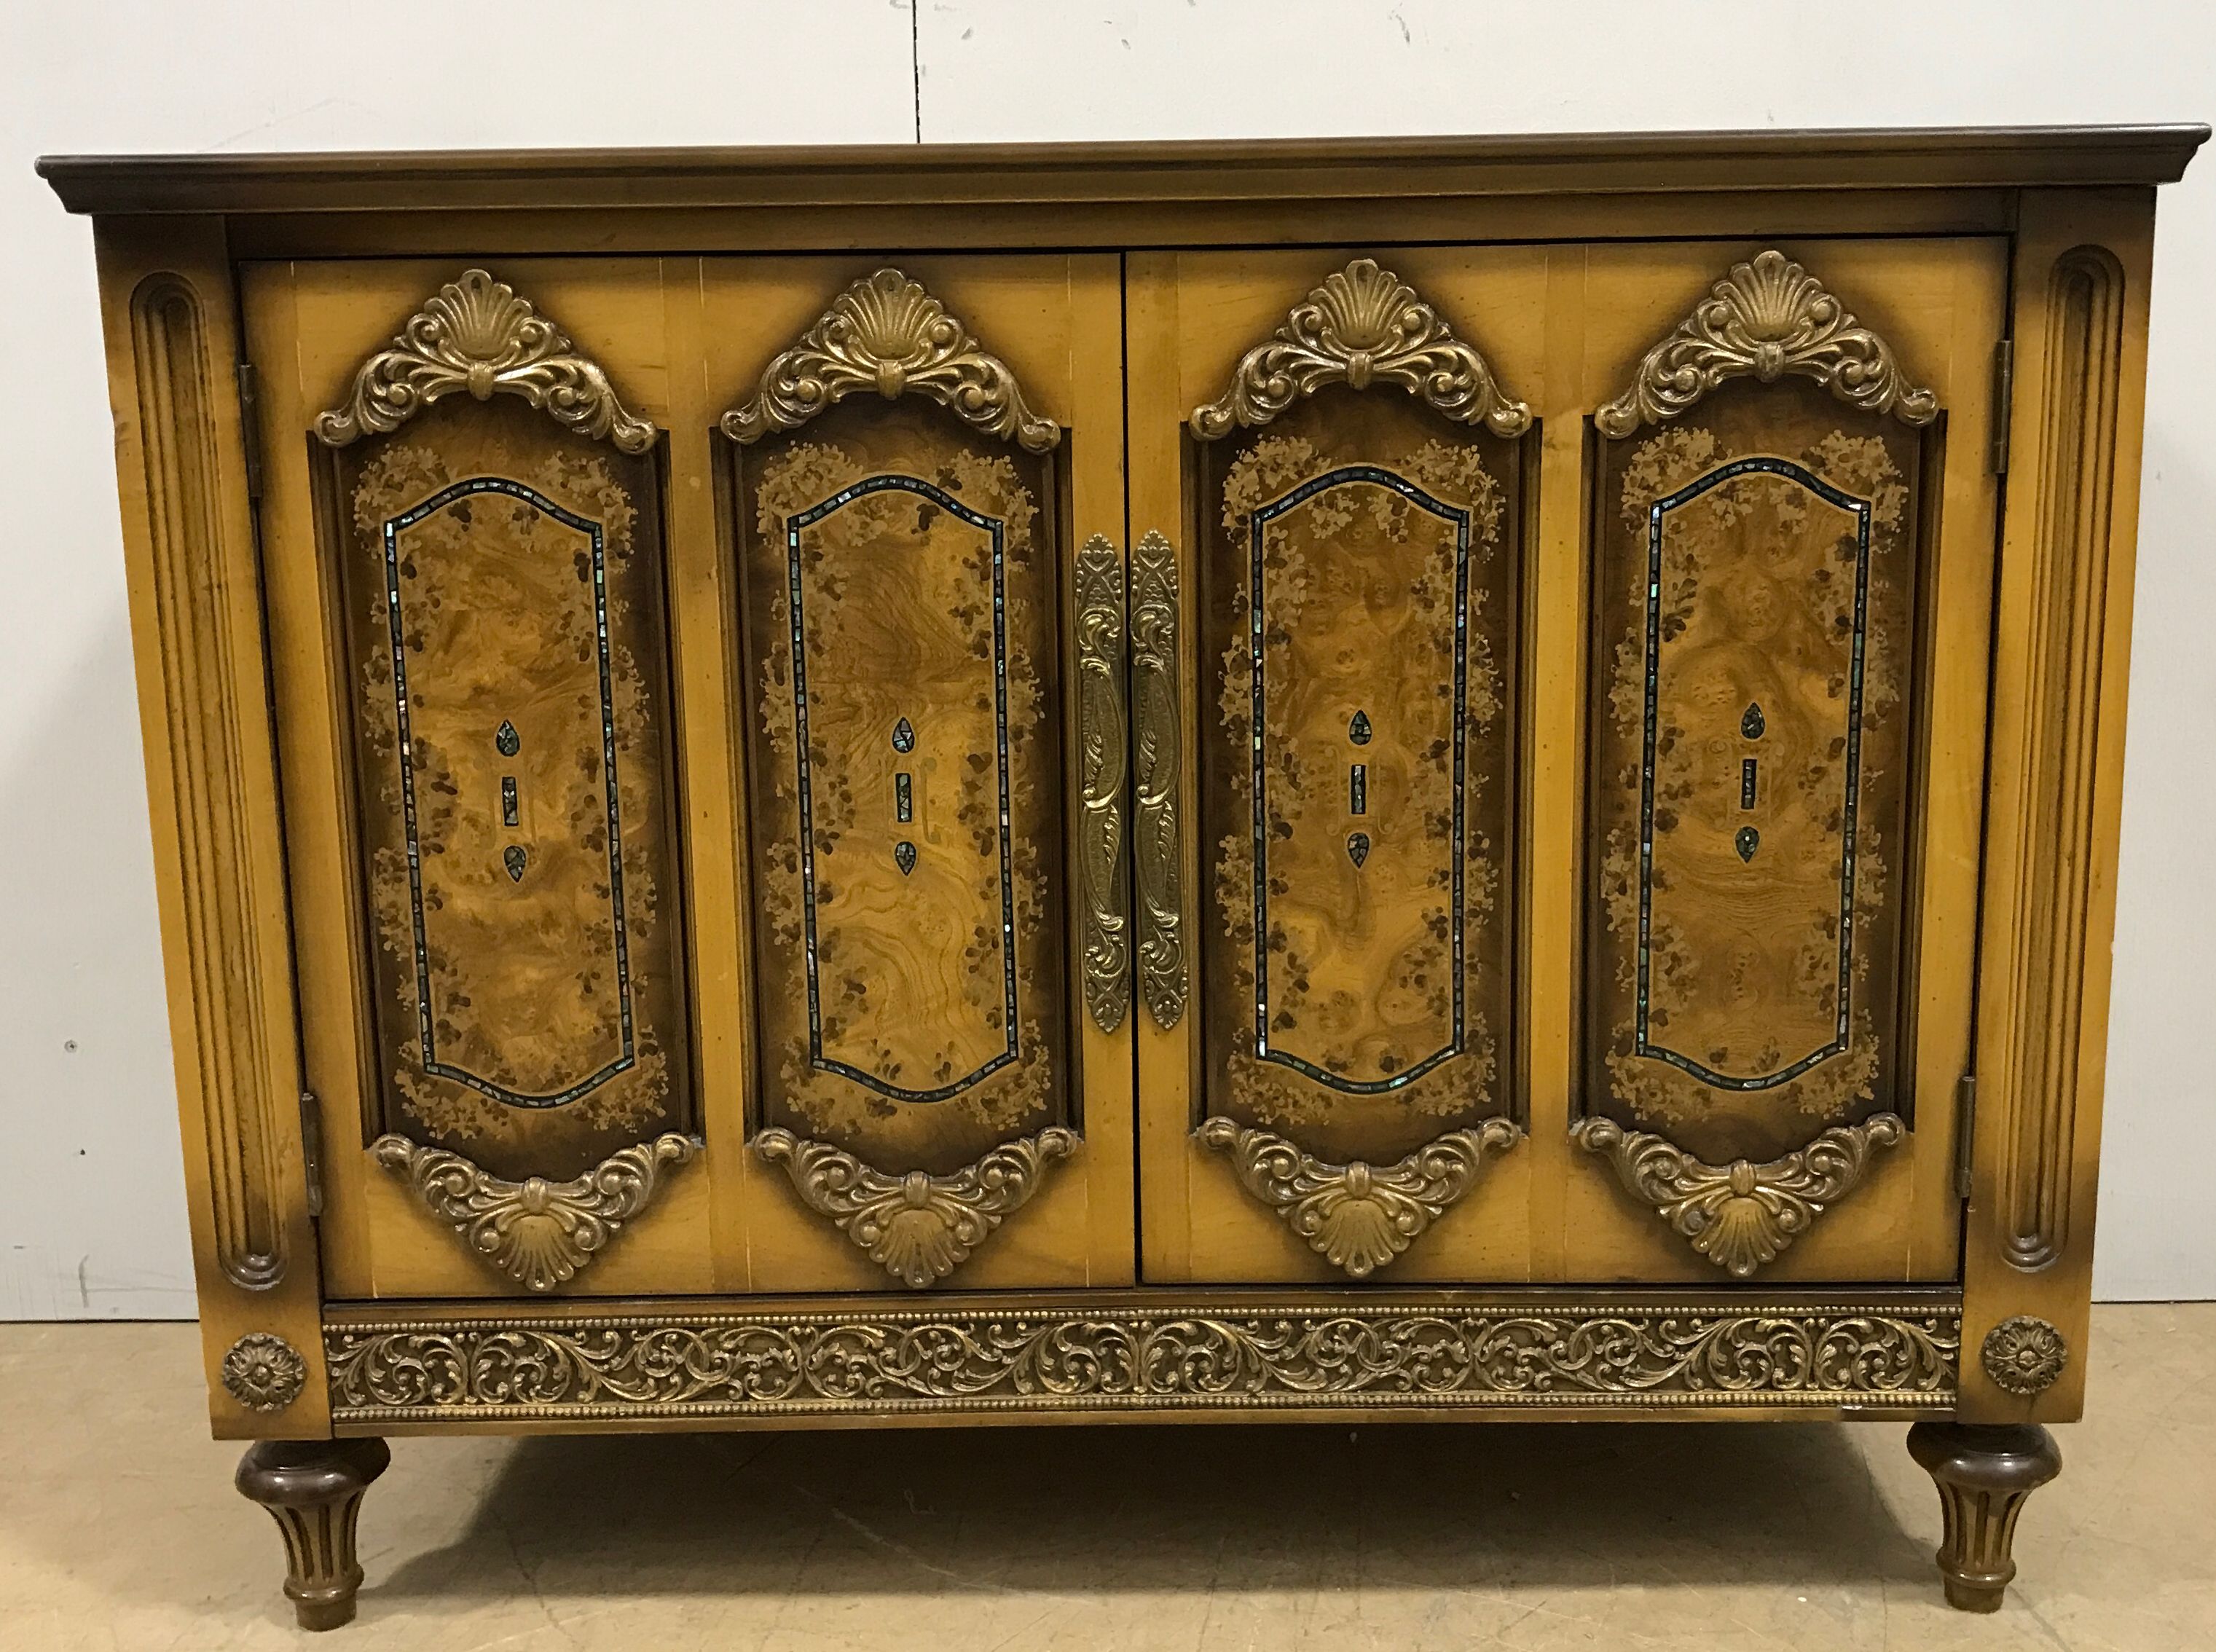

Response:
(39, 125), (2209, 216)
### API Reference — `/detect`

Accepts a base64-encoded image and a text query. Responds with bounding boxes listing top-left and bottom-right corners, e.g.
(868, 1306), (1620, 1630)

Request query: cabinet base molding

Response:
(323, 1292), (1960, 1428)
(1906, 1420), (2063, 1613)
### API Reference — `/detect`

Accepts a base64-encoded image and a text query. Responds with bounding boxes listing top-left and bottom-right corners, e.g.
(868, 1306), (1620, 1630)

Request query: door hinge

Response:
(1988, 339), (2014, 476)
(1952, 1071), (1976, 1199)
(297, 1089), (325, 1219)
(236, 360), (265, 503)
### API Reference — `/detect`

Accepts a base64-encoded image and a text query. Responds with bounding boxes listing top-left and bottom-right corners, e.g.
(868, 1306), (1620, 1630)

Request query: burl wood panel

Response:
(1587, 378), (1927, 1165)
(333, 396), (691, 1184)
(1196, 391), (1520, 1165)
(734, 399), (1072, 1177)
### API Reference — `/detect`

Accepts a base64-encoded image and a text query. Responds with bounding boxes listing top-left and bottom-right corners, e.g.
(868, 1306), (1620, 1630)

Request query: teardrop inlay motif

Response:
(1735, 827), (1760, 864)
(503, 845), (527, 881)
(1347, 831), (1372, 868)
(892, 717), (916, 752)
(1740, 702), (1766, 739)
(894, 841), (917, 876)
(1348, 709), (1372, 745)
(495, 719), (521, 757)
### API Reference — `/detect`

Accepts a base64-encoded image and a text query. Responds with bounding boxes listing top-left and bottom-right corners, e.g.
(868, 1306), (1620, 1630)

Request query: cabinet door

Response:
(707, 256), (1133, 1291)
(248, 259), (715, 1298)
(1563, 240), (2003, 1282)
(1128, 249), (1549, 1282)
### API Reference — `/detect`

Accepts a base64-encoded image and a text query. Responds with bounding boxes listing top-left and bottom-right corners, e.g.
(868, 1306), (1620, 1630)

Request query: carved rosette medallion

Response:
(315, 268), (656, 453)
(1595, 249), (1938, 437)
(1190, 257), (1532, 440)
(1573, 1114), (1906, 1277)
(1199, 1117), (1520, 1278)
(755, 1127), (1079, 1289)
(326, 1300), (1962, 1423)
(722, 268), (1060, 452)
(221, 1332), (308, 1413)
(1073, 533), (1130, 1034)
(1980, 1315), (2069, 1396)
(372, 1133), (698, 1292)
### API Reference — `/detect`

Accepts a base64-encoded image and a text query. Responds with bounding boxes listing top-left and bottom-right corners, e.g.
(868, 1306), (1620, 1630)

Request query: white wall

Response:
(1, 1), (2208, 1316)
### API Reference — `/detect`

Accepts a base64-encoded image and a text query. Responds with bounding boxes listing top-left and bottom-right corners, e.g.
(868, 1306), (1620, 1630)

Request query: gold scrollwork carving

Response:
(325, 1300), (1962, 1423)
(1198, 1117), (1520, 1278)
(314, 269), (656, 453)
(1595, 249), (1938, 437)
(1573, 1113), (1906, 1277)
(1129, 528), (1186, 1028)
(1981, 1315), (2069, 1396)
(221, 1332), (307, 1413)
(1074, 533), (1129, 1034)
(371, 1133), (698, 1293)
(1190, 256), (1532, 441)
(755, 1127), (1079, 1289)
(720, 268), (1060, 453)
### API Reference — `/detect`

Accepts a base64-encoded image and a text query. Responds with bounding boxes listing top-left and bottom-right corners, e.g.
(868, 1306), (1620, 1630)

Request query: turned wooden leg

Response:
(234, 1438), (391, 1630)
(1906, 1421), (2062, 1612)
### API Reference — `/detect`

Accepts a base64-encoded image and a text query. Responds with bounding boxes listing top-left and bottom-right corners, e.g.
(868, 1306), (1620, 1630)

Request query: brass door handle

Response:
(1130, 530), (1186, 1028)
(1074, 534), (1130, 1034)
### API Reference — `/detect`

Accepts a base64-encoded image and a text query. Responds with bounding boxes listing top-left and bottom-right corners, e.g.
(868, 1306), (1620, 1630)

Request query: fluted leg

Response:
(234, 1437), (390, 1630)
(1906, 1421), (2062, 1612)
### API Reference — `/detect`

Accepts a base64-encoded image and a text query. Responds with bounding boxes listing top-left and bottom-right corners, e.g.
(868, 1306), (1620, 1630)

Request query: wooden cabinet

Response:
(47, 126), (2201, 1627)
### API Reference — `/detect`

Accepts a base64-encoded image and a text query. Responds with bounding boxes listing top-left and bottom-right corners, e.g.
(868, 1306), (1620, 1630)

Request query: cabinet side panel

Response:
(1965, 189), (2157, 1421)
(95, 219), (328, 1438)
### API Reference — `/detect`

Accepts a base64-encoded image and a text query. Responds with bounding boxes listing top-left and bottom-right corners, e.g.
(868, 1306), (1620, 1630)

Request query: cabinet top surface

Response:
(39, 125), (2207, 216)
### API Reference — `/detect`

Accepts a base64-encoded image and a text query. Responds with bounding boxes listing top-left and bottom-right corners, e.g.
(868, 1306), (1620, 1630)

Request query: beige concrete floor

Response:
(1, 1305), (2211, 1649)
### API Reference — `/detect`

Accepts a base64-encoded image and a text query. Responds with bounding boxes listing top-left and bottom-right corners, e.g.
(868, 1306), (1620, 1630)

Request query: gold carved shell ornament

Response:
(1191, 256), (1531, 440)
(1595, 248), (1938, 436)
(372, 1133), (699, 1292)
(722, 268), (1061, 453)
(1200, 1118), (1521, 1278)
(315, 268), (657, 453)
(1574, 1115), (1906, 1277)
(755, 1127), (1079, 1289)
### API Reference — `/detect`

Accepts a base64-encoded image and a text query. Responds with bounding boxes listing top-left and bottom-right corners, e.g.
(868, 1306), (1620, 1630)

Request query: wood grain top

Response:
(39, 126), (2207, 216)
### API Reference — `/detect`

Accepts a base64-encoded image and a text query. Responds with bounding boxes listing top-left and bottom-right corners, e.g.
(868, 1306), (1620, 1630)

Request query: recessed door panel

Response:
(1567, 240), (2006, 1283)
(250, 259), (714, 1301)
(711, 256), (1133, 1293)
(1130, 248), (1547, 1283)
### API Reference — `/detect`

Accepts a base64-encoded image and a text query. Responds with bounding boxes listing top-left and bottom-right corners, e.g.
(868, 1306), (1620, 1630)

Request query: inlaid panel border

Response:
(1579, 245), (1940, 1277)
(1248, 464), (1474, 1095)
(1633, 456), (1873, 1092)
(781, 472), (1021, 1104)
(323, 1294), (1962, 1424)
(380, 476), (637, 1110)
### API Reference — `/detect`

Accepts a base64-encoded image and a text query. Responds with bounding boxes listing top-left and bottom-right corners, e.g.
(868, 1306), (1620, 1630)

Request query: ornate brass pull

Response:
(1131, 529), (1186, 1028)
(1074, 534), (1130, 1034)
